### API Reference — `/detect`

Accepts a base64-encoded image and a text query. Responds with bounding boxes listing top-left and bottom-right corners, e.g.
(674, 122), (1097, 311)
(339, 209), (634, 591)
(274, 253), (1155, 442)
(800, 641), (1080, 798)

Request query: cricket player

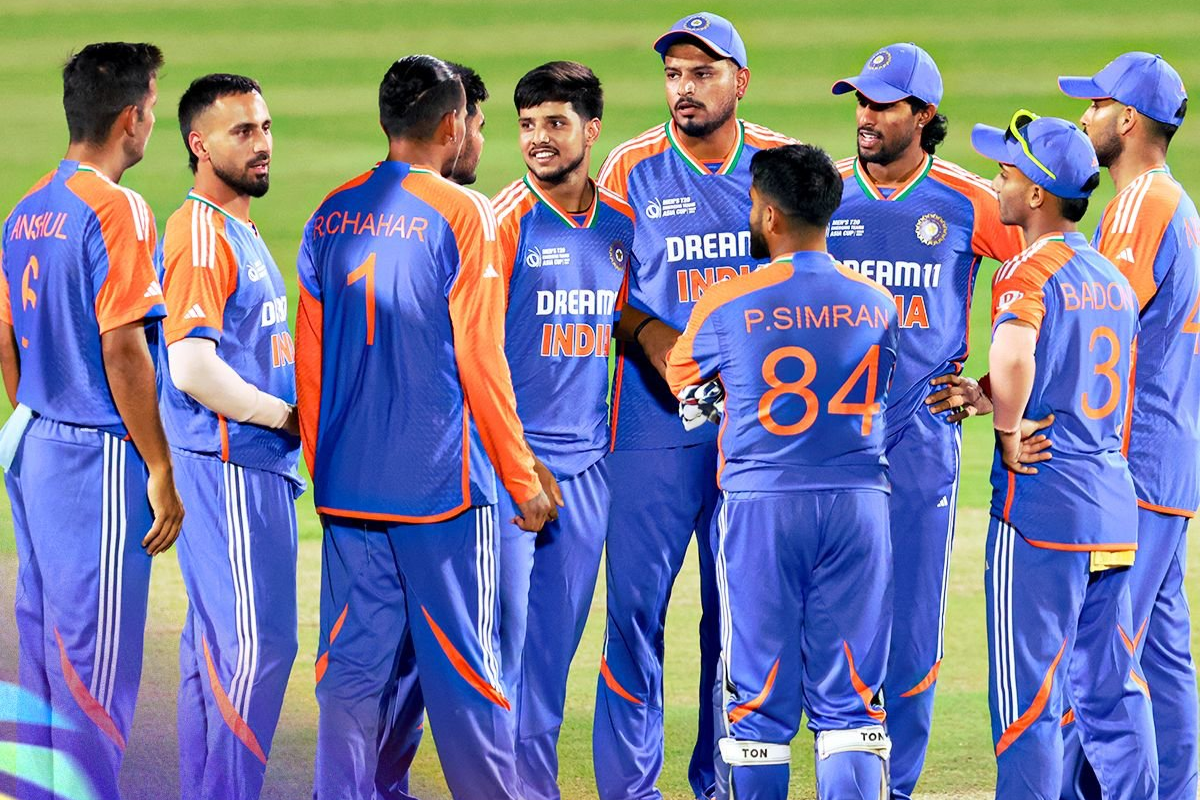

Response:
(489, 60), (631, 799)
(158, 73), (300, 800)
(594, 13), (794, 798)
(372, 58), (493, 800)
(972, 110), (1157, 800)
(1057, 52), (1199, 800)
(296, 54), (551, 800)
(0, 42), (183, 798)
(825, 43), (1024, 798)
(666, 143), (897, 800)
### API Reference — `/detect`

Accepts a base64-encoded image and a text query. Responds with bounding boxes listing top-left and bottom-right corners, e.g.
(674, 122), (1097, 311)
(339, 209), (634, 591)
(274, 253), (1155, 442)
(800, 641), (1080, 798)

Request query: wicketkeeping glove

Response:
(678, 377), (726, 430)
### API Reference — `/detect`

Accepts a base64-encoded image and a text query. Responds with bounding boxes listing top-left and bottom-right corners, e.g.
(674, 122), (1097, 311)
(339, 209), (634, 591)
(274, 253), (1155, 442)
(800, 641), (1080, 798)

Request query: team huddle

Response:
(0, 10), (1196, 800)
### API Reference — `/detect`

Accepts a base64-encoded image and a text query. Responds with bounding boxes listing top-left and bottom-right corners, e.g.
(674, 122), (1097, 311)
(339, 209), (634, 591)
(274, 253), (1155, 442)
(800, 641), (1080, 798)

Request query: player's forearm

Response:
(102, 322), (174, 475)
(616, 308), (681, 383)
(167, 338), (291, 429)
(989, 324), (1037, 433)
(0, 322), (20, 407)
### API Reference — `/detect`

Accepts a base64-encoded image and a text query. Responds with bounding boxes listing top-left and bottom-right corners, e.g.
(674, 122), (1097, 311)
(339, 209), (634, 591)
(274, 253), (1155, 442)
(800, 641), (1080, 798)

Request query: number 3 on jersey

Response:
(758, 345), (882, 436)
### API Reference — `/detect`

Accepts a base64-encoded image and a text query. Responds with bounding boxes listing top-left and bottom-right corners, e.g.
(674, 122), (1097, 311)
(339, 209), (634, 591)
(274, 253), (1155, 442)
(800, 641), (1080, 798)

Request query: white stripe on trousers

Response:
(475, 508), (501, 692)
(91, 434), (127, 710)
(936, 426), (963, 662)
(224, 463), (259, 719)
(991, 522), (1020, 730)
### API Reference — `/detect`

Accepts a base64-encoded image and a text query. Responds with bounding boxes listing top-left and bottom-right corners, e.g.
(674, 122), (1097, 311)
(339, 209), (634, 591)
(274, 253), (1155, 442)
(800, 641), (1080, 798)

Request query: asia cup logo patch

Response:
(525, 249), (542, 268)
(609, 241), (629, 271)
(645, 199), (662, 219)
(915, 213), (948, 246)
(868, 50), (891, 70)
(685, 15), (711, 31)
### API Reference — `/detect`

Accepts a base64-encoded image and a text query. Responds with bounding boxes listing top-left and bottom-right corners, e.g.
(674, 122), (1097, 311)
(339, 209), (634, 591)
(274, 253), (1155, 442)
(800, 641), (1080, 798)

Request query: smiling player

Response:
(489, 60), (631, 800)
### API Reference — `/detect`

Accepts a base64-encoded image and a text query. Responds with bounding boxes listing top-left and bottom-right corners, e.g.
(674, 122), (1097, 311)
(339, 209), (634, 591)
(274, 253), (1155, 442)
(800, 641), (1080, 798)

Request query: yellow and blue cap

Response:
(654, 12), (748, 69)
(1059, 52), (1187, 127)
(832, 43), (943, 106)
(971, 110), (1100, 200)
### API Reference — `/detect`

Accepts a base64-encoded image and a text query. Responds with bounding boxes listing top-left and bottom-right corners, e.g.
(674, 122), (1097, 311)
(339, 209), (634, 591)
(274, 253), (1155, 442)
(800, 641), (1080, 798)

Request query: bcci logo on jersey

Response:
(609, 241), (629, 271)
(915, 213), (948, 246)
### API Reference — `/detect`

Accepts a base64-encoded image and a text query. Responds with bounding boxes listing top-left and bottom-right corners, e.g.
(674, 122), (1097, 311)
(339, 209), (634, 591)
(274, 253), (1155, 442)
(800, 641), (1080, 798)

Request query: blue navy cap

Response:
(832, 43), (943, 106)
(972, 113), (1100, 200)
(654, 12), (748, 69)
(1059, 52), (1187, 127)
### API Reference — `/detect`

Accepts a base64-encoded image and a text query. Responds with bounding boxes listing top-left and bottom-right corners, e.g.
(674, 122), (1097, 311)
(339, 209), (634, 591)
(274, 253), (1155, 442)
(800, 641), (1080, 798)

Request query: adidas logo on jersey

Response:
(937, 496), (949, 508)
(1116, 247), (1135, 263)
(183, 304), (205, 320)
(483, 264), (500, 279)
(144, 280), (163, 297)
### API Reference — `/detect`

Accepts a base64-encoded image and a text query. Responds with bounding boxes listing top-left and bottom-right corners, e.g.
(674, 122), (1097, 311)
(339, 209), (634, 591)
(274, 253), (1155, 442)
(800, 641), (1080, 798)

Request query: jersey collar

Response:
(187, 189), (257, 234)
(523, 174), (598, 229)
(852, 153), (933, 202)
(666, 119), (746, 176)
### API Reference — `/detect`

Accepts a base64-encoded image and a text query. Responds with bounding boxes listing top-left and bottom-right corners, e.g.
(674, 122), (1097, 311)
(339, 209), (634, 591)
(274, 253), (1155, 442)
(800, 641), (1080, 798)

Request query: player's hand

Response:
(927, 373), (992, 423)
(1017, 413), (1055, 467)
(637, 320), (680, 382)
(533, 457), (564, 522)
(143, 466), (184, 555)
(283, 404), (301, 437)
(513, 490), (553, 533)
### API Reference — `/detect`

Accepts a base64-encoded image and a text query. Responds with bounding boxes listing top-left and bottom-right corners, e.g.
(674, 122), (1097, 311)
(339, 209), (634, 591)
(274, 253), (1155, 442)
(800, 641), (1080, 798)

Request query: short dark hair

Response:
(1144, 97), (1186, 146)
(1058, 173), (1101, 222)
(904, 97), (948, 154)
(62, 42), (163, 145)
(379, 55), (464, 141)
(750, 144), (844, 228)
(514, 61), (604, 121)
(445, 62), (488, 118)
(178, 73), (262, 173)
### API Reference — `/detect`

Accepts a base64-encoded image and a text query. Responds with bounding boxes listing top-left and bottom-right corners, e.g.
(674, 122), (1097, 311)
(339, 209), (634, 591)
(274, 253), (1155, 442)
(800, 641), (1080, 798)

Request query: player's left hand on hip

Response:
(927, 372), (992, 423)
(678, 378), (725, 431)
(532, 456), (564, 521)
(1016, 413), (1054, 467)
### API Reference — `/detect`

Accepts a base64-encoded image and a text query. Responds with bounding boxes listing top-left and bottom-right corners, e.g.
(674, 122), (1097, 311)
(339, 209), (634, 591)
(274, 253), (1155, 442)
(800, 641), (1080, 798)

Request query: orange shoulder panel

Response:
(66, 170), (163, 335)
(835, 157), (855, 179)
(596, 126), (670, 201)
(992, 238), (1074, 330)
(1095, 171), (1182, 310)
(597, 186), (636, 223)
(161, 201), (239, 344)
(742, 121), (797, 150)
(319, 167), (376, 205)
(491, 181), (536, 302)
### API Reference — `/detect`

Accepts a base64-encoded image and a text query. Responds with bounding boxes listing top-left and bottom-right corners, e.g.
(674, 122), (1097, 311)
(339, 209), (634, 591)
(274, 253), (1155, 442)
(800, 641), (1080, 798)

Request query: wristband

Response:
(632, 315), (659, 344)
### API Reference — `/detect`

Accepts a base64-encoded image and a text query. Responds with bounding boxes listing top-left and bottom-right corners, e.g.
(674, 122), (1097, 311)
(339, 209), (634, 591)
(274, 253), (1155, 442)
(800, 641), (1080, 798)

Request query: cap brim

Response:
(1058, 75), (1109, 100)
(654, 30), (736, 62)
(830, 76), (909, 104)
(970, 124), (1014, 164)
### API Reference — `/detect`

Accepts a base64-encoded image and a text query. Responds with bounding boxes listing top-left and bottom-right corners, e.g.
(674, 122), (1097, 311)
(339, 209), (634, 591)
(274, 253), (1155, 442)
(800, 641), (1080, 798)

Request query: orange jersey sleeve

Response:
(929, 160), (1026, 262)
(68, 174), (164, 334)
(991, 239), (1074, 334)
(1094, 171), (1182, 310)
(295, 278), (323, 478)
(161, 201), (238, 344)
(0, 245), (11, 325)
(596, 125), (670, 202)
(411, 176), (540, 505)
(490, 180), (537, 309)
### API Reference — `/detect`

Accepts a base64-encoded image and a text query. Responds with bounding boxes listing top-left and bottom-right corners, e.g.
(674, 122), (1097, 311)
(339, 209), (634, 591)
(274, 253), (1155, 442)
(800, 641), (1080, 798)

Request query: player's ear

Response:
(918, 103), (938, 128)
(187, 130), (207, 166)
(435, 109), (459, 146)
(734, 66), (750, 100)
(1118, 105), (1139, 137)
(1027, 184), (1045, 211)
(115, 104), (140, 140)
(584, 118), (602, 148)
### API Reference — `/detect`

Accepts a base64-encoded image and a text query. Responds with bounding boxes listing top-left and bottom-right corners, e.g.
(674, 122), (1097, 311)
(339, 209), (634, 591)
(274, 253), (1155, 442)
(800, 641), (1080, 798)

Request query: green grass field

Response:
(1, 0), (1198, 797)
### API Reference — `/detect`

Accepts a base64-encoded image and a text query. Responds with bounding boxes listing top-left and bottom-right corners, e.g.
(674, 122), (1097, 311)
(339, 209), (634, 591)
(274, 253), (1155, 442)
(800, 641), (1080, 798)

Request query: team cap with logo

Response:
(971, 110), (1100, 199)
(831, 42), (943, 106)
(1058, 51), (1187, 127)
(653, 12), (748, 69)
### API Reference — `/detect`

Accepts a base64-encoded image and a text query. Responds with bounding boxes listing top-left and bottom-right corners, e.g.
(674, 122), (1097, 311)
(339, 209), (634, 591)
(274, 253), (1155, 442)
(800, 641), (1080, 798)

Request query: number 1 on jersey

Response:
(347, 253), (376, 345)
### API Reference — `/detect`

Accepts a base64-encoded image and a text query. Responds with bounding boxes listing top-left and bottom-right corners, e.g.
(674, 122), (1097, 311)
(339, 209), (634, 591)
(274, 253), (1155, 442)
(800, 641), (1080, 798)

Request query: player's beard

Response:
(749, 220), (770, 260)
(1089, 127), (1123, 168)
(672, 94), (737, 139)
(214, 156), (270, 198)
(528, 147), (586, 186)
(449, 138), (481, 185)
(857, 127), (915, 166)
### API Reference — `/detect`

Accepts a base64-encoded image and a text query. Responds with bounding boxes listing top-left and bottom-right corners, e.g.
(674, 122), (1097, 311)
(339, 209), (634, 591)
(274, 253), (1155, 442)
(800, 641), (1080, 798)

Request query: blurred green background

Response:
(0, 0), (1197, 797)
